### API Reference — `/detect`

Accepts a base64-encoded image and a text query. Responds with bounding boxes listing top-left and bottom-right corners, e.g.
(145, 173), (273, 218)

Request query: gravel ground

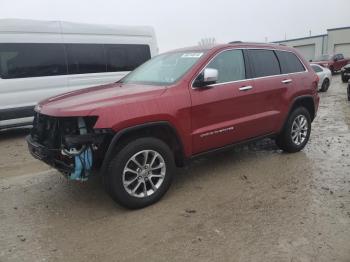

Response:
(0, 75), (350, 262)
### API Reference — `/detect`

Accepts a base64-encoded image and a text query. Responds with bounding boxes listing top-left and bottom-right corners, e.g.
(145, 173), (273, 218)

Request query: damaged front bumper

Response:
(26, 113), (112, 180)
(26, 135), (74, 175)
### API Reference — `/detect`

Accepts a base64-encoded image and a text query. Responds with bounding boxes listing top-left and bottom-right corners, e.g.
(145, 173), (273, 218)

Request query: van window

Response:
(248, 49), (280, 77)
(0, 43), (66, 79)
(275, 51), (305, 74)
(66, 44), (106, 74)
(205, 49), (245, 83)
(106, 44), (151, 72)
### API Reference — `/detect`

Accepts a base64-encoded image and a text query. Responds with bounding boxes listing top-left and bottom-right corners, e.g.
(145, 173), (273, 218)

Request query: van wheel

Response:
(276, 107), (311, 153)
(320, 78), (330, 92)
(106, 137), (175, 209)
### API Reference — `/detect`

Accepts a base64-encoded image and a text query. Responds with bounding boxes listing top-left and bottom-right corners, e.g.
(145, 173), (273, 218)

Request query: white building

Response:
(275, 26), (350, 61)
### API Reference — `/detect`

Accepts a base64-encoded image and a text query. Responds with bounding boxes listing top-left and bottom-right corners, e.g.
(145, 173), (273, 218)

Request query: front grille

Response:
(31, 113), (98, 149)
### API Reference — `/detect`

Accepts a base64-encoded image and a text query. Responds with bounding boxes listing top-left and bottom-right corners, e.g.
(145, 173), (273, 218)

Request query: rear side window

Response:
(248, 49), (280, 77)
(106, 44), (151, 72)
(66, 44), (106, 74)
(0, 43), (66, 79)
(311, 65), (322, 73)
(205, 49), (246, 83)
(275, 51), (305, 74)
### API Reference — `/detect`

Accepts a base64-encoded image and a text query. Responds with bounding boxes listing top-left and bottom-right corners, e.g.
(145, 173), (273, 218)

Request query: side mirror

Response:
(193, 68), (218, 88)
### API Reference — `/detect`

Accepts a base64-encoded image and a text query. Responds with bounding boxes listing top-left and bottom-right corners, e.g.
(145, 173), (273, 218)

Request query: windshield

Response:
(120, 51), (205, 85)
(314, 54), (331, 61)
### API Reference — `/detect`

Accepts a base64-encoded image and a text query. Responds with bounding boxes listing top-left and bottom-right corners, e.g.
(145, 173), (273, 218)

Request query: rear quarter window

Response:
(247, 49), (280, 78)
(275, 51), (305, 74)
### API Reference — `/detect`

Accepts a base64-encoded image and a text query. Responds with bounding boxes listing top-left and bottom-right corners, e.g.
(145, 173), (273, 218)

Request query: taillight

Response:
(315, 74), (320, 84)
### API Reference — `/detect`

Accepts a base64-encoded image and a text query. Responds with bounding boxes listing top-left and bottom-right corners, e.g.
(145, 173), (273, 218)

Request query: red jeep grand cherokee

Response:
(27, 43), (319, 209)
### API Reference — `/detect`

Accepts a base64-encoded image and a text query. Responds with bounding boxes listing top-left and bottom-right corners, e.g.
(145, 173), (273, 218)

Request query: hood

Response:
(38, 83), (167, 117)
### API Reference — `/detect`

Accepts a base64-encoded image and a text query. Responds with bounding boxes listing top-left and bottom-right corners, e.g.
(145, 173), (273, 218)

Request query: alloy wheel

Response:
(122, 150), (166, 198)
(291, 115), (308, 146)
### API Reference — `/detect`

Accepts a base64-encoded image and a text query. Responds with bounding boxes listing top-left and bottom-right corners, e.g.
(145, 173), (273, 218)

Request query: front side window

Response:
(275, 51), (305, 74)
(204, 49), (245, 84)
(120, 51), (205, 85)
(248, 49), (280, 77)
(0, 43), (66, 79)
(66, 44), (106, 74)
(311, 65), (322, 73)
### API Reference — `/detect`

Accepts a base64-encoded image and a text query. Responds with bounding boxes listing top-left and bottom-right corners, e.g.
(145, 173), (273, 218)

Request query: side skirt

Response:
(190, 133), (275, 161)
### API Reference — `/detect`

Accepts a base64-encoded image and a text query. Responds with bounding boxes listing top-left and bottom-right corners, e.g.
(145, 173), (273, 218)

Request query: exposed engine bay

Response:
(27, 113), (111, 181)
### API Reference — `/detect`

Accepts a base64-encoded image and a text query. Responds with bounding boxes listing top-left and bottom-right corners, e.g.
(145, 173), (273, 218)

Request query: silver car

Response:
(310, 64), (332, 92)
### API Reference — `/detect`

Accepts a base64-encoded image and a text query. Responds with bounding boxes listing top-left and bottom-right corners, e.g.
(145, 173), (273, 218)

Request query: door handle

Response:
(239, 86), (253, 91)
(282, 79), (293, 84)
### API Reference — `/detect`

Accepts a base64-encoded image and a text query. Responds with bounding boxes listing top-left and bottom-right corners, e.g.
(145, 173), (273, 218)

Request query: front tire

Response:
(105, 137), (175, 209)
(276, 107), (311, 153)
(347, 83), (350, 101)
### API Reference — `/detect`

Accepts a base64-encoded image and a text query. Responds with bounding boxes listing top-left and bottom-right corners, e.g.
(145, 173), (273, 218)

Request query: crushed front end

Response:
(26, 112), (112, 181)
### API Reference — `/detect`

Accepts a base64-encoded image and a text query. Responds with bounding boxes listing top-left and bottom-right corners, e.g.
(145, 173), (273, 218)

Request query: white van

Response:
(0, 19), (158, 129)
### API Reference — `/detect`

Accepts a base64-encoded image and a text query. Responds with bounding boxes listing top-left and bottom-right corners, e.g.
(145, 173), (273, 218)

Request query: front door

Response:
(190, 49), (254, 154)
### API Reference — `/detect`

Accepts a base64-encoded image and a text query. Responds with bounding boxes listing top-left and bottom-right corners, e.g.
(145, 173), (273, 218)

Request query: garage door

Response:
(334, 43), (350, 58)
(294, 44), (316, 62)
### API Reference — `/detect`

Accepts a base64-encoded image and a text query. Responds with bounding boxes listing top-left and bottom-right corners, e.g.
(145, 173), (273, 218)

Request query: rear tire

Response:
(319, 78), (330, 92)
(347, 84), (350, 101)
(105, 137), (175, 209)
(276, 107), (311, 153)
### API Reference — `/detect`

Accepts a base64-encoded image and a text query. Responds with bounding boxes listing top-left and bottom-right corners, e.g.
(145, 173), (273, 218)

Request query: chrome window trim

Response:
(191, 47), (308, 89)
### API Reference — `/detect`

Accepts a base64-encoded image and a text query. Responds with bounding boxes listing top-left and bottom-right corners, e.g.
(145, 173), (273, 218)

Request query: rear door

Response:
(274, 50), (308, 122)
(242, 49), (288, 135)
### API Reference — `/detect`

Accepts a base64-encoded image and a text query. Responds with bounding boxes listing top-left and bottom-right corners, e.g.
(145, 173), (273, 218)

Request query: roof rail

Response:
(229, 41), (286, 46)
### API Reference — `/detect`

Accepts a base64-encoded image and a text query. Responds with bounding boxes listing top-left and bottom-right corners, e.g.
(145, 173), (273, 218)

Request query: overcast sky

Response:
(0, 0), (349, 52)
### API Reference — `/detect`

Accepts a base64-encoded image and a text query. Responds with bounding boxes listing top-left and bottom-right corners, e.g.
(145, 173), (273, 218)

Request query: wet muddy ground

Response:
(1, 76), (350, 262)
